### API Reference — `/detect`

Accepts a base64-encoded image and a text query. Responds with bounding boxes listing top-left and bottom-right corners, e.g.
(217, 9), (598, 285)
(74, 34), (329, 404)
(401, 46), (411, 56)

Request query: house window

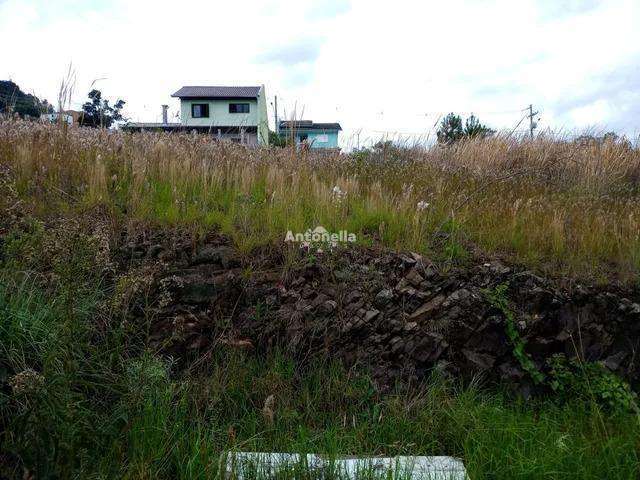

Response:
(316, 134), (328, 143)
(191, 103), (209, 118)
(229, 103), (250, 113)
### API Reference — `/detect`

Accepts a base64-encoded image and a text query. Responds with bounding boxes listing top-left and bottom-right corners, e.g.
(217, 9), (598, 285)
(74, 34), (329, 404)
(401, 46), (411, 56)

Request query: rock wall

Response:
(123, 236), (640, 391)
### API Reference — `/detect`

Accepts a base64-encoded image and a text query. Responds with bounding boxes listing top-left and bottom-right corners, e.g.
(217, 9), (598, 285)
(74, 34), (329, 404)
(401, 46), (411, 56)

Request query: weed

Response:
(548, 354), (640, 415)
(483, 283), (545, 385)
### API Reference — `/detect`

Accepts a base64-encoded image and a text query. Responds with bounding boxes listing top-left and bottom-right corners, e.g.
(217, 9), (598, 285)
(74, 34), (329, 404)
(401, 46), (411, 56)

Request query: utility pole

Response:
(527, 104), (539, 139)
(274, 95), (279, 134)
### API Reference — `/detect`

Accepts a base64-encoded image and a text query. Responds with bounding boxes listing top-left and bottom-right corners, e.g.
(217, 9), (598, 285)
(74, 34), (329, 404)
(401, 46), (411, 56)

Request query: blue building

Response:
(278, 120), (342, 150)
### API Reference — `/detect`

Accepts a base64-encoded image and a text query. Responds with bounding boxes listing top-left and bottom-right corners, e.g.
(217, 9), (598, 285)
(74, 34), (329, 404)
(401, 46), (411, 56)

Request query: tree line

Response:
(0, 80), (125, 128)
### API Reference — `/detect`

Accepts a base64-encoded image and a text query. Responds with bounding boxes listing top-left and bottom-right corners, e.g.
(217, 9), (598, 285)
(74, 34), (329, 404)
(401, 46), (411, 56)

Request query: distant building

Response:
(278, 120), (342, 150)
(124, 85), (269, 145)
(40, 112), (74, 125)
(40, 110), (83, 126)
(64, 110), (83, 125)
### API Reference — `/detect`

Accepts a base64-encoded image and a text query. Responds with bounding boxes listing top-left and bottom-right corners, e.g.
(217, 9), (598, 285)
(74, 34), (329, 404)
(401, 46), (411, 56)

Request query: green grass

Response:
(1, 268), (638, 479)
(1, 122), (640, 478)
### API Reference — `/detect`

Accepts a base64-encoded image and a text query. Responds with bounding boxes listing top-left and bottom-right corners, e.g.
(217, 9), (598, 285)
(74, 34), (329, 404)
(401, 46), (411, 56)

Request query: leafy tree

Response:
(79, 89), (126, 128)
(436, 113), (464, 144)
(0, 80), (53, 118)
(437, 112), (494, 144)
(464, 114), (494, 138)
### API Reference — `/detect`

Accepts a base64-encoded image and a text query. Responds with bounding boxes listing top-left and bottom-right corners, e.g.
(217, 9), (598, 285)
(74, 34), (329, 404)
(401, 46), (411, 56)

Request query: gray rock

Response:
(603, 351), (627, 370)
(403, 321), (418, 332)
(462, 349), (495, 370)
(399, 253), (417, 266)
(345, 290), (363, 304)
(423, 266), (438, 279)
(320, 300), (338, 314)
(404, 339), (416, 354)
(410, 294), (446, 321)
(375, 289), (394, 307)
(405, 268), (425, 287)
(391, 339), (405, 354)
(444, 289), (471, 306)
(191, 245), (235, 267)
(181, 280), (218, 304)
(364, 309), (380, 322)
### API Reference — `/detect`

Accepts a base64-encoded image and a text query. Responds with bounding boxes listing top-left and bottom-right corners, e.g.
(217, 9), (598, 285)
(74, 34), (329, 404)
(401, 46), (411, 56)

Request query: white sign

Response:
(226, 452), (469, 480)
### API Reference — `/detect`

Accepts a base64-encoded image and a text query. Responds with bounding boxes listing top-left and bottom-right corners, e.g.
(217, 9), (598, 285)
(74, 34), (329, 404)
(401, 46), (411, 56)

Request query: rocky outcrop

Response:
(122, 237), (640, 391)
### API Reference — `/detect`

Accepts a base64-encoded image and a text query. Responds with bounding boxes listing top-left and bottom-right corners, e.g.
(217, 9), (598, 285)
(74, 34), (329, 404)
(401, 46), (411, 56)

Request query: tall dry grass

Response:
(1, 119), (639, 281)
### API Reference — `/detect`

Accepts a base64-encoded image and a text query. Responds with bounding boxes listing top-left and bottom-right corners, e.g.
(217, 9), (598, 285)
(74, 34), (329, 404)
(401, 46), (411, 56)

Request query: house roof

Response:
(123, 122), (182, 129)
(171, 86), (261, 98)
(279, 120), (342, 131)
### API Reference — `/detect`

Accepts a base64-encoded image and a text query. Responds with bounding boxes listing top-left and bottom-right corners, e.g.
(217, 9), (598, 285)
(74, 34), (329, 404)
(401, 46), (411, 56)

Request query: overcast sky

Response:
(2, 0), (639, 147)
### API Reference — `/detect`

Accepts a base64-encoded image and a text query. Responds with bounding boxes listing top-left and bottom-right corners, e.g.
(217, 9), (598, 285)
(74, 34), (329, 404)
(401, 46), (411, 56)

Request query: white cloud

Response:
(1, 0), (638, 144)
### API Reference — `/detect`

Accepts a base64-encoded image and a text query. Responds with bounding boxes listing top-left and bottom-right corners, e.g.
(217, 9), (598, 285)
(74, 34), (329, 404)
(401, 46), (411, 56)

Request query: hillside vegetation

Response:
(0, 120), (639, 479)
(1, 120), (639, 281)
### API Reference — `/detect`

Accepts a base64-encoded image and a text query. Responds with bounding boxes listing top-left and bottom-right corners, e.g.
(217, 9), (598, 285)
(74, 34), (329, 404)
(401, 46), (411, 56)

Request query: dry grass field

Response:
(2, 120), (639, 281)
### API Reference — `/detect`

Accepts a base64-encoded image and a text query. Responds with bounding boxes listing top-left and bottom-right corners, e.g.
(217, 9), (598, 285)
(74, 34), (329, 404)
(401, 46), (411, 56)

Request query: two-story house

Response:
(125, 85), (269, 146)
(278, 120), (341, 150)
(172, 85), (269, 145)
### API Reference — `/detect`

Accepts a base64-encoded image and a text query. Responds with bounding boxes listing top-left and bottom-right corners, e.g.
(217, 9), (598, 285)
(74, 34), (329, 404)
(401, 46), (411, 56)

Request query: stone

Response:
(462, 349), (495, 370)
(447, 289), (471, 304)
(413, 333), (446, 363)
(319, 300), (338, 314)
(423, 266), (438, 279)
(191, 245), (235, 267)
(405, 268), (425, 287)
(404, 339), (416, 354)
(404, 321), (418, 332)
(603, 351), (627, 370)
(399, 253), (417, 265)
(391, 339), (405, 354)
(180, 280), (220, 304)
(375, 288), (394, 307)
(410, 294), (446, 322)
(334, 269), (351, 281)
(345, 290), (363, 304)
(364, 309), (380, 322)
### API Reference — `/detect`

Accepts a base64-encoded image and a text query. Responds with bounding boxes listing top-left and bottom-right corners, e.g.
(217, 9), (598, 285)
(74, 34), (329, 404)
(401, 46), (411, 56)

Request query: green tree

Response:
(437, 112), (494, 144)
(464, 114), (494, 138)
(436, 113), (464, 144)
(0, 80), (53, 118)
(79, 89), (126, 128)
